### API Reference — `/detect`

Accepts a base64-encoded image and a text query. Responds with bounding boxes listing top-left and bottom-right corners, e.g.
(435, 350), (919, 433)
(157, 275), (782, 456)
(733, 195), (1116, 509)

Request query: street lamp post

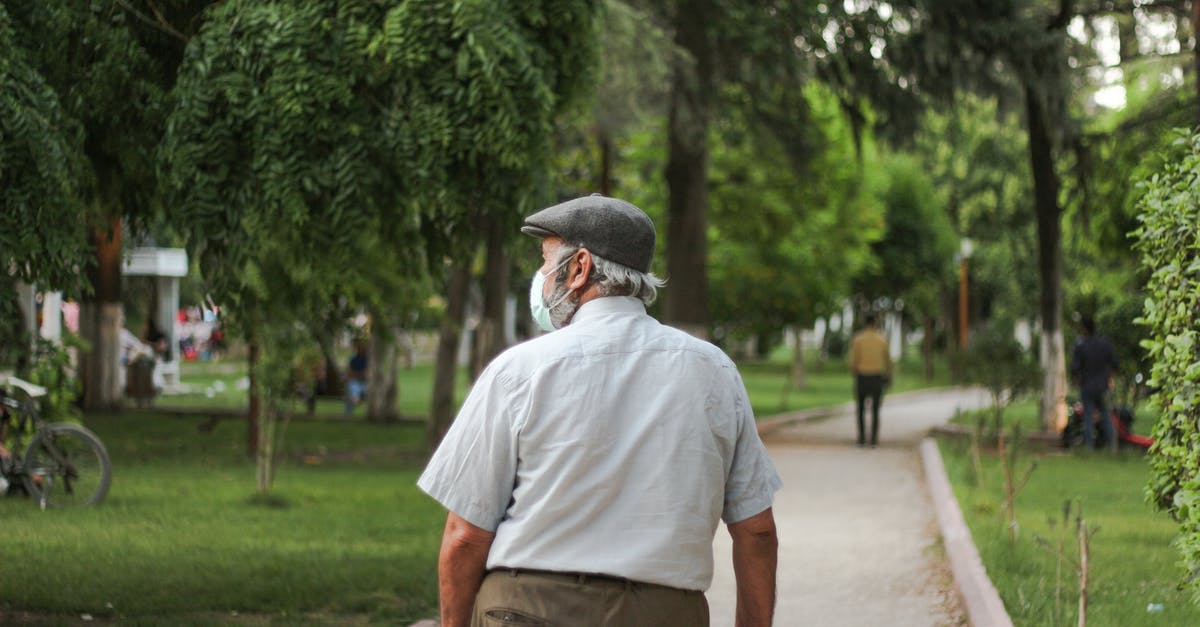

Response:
(958, 238), (974, 349)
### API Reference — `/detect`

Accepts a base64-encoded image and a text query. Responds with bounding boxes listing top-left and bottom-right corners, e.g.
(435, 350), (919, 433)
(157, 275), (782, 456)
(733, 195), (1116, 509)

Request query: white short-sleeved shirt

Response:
(417, 296), (781, 591)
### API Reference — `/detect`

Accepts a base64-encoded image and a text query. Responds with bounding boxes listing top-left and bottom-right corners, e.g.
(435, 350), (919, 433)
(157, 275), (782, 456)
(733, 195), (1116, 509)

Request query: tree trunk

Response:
(247, 339), (260, 456)
(791, 328), (807, 389)
(1026, 86), (1068, 433)
(317, 335), (343, 398)
(471, 219), (510, 380)
(366, 316), (399, 422)
(923, 316), (936, 382)
(596, 128), (614, 196)
(80, 216), (122, 410)
(428, 266), (471, 452)
(663, 0), (714, 339)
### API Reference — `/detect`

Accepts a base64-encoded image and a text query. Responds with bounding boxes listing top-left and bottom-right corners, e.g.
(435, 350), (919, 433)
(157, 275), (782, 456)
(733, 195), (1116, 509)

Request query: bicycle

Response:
(0, 374), (111, 508)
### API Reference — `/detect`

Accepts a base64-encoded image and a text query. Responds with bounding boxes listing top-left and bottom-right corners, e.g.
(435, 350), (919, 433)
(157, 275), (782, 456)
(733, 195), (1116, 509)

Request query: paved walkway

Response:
(707, 388), (990, 627)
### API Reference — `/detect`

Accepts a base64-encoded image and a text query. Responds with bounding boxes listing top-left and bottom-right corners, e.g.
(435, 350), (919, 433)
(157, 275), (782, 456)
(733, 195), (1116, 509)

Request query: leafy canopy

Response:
(0, 3), (86, 291)
(160, 0), (601, 340)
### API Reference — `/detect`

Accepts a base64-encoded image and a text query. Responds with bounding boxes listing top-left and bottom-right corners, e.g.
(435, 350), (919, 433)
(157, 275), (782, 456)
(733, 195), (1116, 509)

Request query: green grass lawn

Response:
(162, 348), (952, 422)
(161, 360), (470, 419)
(938, 431), (1196, 626)
(949, 398), (1160, 438)
(0, 412), (443, 625)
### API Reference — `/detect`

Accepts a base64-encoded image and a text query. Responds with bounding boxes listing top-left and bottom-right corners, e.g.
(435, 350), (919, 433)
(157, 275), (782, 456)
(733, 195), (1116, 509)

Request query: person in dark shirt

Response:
(345, 340), (368, 416)
(1071, 317), (1118, 452)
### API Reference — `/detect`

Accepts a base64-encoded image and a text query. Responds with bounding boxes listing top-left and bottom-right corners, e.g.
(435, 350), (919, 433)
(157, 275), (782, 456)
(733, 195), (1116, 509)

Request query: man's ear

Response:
(567, 249), (592, 290)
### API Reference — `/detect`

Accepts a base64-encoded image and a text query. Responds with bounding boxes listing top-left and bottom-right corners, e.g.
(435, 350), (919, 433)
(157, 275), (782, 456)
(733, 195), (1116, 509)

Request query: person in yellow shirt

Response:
(849, 314), (893, 448)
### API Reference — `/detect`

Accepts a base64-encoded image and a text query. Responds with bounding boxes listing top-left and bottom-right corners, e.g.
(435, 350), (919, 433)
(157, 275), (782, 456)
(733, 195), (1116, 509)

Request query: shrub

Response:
(961, 318), (1040, 436)
(1133, 128), (1200, 593)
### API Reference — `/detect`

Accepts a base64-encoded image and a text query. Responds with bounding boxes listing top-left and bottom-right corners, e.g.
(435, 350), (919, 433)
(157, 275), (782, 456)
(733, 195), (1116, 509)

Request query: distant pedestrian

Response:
(1071, 316), (1118, 452)
(850, 313), (893, 448)
(344, 339), (368, 416)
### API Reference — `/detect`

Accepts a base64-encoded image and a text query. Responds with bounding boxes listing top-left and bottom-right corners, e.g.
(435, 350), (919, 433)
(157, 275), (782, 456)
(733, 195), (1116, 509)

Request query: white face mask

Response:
(529, 256), (574, 332)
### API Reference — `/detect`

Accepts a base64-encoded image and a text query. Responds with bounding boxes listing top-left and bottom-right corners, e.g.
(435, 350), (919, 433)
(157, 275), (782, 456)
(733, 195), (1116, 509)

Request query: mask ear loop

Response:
(543, 253), (577, 311)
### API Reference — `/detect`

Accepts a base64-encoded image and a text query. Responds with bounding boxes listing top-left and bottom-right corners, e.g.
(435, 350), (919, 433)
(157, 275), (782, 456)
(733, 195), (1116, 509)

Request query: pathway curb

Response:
(920, 438), (1014, 627)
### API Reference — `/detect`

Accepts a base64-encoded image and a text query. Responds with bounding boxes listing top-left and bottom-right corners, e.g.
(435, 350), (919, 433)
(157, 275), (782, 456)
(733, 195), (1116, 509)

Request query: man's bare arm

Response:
(728, 507), (778, 627)
(438, 512), (496, 627)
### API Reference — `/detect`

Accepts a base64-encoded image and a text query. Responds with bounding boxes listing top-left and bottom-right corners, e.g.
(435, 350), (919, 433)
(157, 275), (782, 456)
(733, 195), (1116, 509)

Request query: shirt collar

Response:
(570, 296), (646, 324)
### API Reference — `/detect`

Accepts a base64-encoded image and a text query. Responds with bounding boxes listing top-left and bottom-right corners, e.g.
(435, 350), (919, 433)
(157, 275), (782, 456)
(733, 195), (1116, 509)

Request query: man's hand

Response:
(728, 508), (778, 627)
(438, 512), (496, 627)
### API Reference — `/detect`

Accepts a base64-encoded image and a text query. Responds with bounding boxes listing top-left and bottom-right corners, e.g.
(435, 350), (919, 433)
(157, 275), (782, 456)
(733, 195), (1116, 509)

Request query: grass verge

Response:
(938, 432), (1196, 626)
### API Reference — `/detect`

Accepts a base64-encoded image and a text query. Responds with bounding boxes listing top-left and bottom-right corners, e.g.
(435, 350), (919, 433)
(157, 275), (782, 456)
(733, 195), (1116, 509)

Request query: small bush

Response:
(961, 318), (1040, 435)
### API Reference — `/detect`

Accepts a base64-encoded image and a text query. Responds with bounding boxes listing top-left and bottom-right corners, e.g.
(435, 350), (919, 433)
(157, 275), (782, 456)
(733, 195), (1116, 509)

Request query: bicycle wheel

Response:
(21, 423), (111, 507)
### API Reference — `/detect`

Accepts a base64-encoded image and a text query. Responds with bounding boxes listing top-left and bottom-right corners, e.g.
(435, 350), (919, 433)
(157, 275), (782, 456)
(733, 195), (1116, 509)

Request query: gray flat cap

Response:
(521, 194), (656, 272)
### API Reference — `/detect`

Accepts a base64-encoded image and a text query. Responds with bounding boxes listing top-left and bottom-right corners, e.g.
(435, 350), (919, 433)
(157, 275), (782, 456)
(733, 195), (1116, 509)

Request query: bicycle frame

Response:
(1, 373), (112, 508)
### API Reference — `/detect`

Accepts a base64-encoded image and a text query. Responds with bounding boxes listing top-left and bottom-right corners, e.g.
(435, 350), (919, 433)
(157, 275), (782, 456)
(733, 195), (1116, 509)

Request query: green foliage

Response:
(4, 1), (181, 228)
(160, 0), (602, 377)
(914, 94), (1038, 322)
(590, 0), (675, 136)
(160, 0), (600, 486)
(1134, 129), (1200, 593)
(0, 4), (87, 293)
(961, 318), (1040, 428)
(25, 335), (86, 423)
(707, 82), (878, 343)
(853, 152), (956, 316)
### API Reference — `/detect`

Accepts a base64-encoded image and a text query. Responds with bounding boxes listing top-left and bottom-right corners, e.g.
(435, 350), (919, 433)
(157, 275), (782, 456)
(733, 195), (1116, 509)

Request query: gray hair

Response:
(554, 244), (666, 305)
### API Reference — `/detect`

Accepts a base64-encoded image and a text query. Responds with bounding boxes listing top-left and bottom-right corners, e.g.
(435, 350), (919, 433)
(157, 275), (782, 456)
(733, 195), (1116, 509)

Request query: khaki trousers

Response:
(471, 569), (709, 626)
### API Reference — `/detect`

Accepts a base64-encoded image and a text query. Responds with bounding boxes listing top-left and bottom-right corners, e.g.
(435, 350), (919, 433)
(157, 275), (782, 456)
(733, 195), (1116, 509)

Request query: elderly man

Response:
(418, 194), (781, 626)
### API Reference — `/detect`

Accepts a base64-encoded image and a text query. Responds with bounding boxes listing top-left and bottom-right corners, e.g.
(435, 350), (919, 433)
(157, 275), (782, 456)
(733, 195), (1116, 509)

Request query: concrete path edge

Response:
(920, 438), (1015, 627)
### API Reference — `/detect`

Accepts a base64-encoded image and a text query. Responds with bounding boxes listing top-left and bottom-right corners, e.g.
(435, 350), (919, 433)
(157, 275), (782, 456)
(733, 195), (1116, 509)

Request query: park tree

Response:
(706, 82), (878, 383)
(0, 4), (87, 367)
(852, 153), (957, 381)
(914, 94), (1038, 370)
(650, 2), (911, 337)
(2, 0), (210, 409)
(160, 0), (601, 475)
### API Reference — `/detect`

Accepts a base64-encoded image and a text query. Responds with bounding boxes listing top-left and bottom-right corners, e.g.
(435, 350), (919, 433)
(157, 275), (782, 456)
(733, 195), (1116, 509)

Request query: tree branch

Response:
(1049, 0), (1077, 31)
(114, 0), (189, 43)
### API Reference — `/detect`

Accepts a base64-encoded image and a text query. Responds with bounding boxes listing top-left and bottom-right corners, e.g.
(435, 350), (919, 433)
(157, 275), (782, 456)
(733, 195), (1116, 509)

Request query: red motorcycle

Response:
(1060, 400), (1154, 450)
